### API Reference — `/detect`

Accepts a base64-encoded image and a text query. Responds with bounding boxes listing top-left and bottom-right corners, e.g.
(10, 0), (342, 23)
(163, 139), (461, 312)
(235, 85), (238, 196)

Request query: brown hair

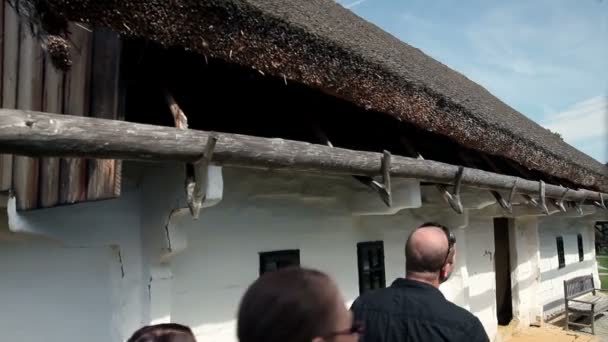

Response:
(237, 267), (338, 342)
(127, 323), (197, 342)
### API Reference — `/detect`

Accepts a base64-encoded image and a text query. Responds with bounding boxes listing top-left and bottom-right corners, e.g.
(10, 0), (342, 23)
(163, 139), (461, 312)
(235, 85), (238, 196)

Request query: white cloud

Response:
(459, 1), (608, 117)
(543, 95), (608, 142)
(343, 0), (368, 9)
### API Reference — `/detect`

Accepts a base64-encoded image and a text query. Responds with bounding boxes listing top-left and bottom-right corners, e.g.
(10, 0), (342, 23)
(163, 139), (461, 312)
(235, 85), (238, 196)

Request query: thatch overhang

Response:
(9, 0), (608, 191)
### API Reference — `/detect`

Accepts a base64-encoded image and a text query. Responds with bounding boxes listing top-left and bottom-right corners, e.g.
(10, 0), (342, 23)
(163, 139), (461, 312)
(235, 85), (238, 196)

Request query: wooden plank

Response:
(87, 28), (121, 201)
(60, 23), (92, 204)
(0, 109), (605, 203)
(13, 17), (42, 210)
(0, 3), (17, 191)
(1, 3), (18, 108)
(39, 54), (64, 207)
(0, 0), (4, 102)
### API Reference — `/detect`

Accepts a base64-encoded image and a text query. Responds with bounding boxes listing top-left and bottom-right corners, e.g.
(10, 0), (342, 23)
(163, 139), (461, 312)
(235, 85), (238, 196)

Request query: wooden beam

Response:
(164, 91), (188, 129)
(13, 19), (42, 209)
(0, 109), (606, 203)
(87, 28), (121, 201)
(39, 54), (64, 207)
(0, 1), (4, 104)
(60, 23), (92, 204)
(0, 3), (17, 191)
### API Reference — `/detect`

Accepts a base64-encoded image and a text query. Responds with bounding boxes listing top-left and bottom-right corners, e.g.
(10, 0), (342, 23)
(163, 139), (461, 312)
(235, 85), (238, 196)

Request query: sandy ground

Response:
(504, 325), (598, 342)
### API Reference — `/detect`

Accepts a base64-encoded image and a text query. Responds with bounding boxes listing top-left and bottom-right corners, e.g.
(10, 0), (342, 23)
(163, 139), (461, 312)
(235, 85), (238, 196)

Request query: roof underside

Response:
(17, 0), (608, 191)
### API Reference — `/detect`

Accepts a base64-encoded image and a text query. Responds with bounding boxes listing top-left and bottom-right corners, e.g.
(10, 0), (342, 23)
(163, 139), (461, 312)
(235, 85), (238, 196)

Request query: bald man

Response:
(350, 222), (489, 342)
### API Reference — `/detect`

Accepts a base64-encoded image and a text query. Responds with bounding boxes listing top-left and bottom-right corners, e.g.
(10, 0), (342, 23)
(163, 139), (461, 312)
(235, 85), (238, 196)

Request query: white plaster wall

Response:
(158, 167), (405, 341)
(510, 217), (542, 327)
(538, 217), (598, 317)
(465, 217), (498, 340)
(0, 175), (145, 342)
(0, 163), (502, 342)
(137, 165), (499, 342)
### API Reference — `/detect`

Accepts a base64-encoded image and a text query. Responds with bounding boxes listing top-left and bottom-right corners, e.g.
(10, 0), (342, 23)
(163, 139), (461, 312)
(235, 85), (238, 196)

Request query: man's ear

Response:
(440, 263), (450, 279)
(439, 265), (446, 279)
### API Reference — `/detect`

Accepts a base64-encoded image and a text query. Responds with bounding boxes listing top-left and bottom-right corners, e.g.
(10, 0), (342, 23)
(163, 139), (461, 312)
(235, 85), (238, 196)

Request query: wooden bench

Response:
(564, 274), (608, 334)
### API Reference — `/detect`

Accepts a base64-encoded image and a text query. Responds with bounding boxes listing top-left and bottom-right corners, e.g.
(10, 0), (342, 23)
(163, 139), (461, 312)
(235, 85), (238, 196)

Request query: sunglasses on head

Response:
(441, 226), (456, 248)
(323, 321), (364, 338)
(440, 225), (456, 267)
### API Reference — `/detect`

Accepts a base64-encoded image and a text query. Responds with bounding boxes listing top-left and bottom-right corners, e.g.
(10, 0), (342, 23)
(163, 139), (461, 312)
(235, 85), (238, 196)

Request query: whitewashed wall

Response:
(0, 163), (529, 342)
(538, 216), (598, 317)
(0, 177), (145, 342)
(510, 217), (543, 327)
(465, 217), (498, 339)
(138, 165), (499, 341)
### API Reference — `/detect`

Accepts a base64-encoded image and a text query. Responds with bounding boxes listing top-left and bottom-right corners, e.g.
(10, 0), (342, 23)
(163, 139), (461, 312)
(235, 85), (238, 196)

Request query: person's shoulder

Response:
(442, 301), (487, 337)
(351, 287), (398, 311)
(443, 300), (477, 319)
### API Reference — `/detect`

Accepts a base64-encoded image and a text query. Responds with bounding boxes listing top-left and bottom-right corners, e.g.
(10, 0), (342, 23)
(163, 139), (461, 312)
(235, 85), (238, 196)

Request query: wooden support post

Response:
(555, 188), (569, 212)
(437, 166), (465, 214)
(60, 23), (92, 204)
(314, 124), (391, 207)
(13, 18), (43, 209)
(188, 135), (217, 219)
(1, 109), (607, 204)
(0, 3), (17, 192)
(164, 91), (188, 130)
(539, 180), (549, 215)
(460, 151), (513, 213)
(594, 193), (606, 210)
(575, 194), (588, 216)
(87, 28), (121, 200)
(39, 53), (65, 207)
(380, 150), (392, 207)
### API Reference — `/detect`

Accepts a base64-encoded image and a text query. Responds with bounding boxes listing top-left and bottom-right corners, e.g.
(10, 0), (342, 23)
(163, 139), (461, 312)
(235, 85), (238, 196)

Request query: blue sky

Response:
(338, 0), (608, 163)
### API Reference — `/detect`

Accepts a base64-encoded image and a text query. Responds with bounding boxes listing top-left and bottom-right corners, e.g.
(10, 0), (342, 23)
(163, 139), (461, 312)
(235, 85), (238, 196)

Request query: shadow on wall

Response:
(0, 181), (145, 342)
(541, 259), (596, 283)
(467, 283), (499, 318)
(145, 166), (385, 341)
(142, 165), (504, 341)
(511, 271), (539, 304)
(541, 259), (596, 314)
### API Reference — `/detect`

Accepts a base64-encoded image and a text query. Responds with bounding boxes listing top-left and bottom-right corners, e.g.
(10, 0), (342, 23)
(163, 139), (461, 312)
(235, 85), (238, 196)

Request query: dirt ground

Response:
(503, 325), (597, 342)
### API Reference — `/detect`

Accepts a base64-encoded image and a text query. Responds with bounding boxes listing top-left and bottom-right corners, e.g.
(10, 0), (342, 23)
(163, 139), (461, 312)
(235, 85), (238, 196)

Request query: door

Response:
(494, 217), (513, 326)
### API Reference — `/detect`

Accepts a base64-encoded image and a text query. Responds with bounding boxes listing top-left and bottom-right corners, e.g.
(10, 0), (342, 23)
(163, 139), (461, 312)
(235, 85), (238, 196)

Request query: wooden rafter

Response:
(0, 108), (606, 204)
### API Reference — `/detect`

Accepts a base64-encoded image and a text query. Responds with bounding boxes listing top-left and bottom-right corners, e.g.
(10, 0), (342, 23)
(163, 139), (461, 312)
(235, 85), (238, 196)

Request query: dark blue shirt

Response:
(351, 278), (489, 342)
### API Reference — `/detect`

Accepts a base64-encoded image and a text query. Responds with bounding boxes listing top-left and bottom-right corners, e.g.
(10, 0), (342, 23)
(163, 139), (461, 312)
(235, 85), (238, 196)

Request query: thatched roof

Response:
(14, 0), (608, 191)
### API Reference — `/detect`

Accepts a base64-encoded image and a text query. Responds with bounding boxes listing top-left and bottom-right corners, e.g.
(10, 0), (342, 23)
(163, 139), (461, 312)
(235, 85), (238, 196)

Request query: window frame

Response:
(356, 241), (386, 295)
(259, 249), (300, 275)
(577, 234), (584, 262)
(556, 236), (565, 269)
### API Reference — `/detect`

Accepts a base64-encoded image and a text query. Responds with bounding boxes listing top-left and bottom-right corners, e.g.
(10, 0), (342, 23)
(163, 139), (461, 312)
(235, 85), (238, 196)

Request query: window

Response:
(556, 236), (565, 269)
(357, 241), (386, 294)
(259, 250), (300, 275)
(577, 234), (584, 262)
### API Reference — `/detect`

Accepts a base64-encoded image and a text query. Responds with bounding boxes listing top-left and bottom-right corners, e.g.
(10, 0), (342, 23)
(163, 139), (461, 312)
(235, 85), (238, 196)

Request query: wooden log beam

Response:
(0, 108), (606, 203)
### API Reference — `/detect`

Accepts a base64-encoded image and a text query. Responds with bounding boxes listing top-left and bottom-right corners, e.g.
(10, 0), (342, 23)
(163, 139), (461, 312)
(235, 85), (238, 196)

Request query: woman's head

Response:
(127, 323), (197, 342)
(237, 267), (360, 342)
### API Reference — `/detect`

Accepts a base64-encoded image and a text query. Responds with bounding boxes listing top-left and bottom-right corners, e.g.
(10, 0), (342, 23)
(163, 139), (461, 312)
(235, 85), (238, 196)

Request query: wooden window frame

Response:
(357, 241), (386, 295)
(259, 249), (300, 275)
(556, 236), (565, 269)
(577, 234), (584, 262)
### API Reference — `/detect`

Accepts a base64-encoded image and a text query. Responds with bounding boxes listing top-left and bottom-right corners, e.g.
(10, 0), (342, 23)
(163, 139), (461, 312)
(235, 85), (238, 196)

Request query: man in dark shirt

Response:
(351, 222), (489, 342)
